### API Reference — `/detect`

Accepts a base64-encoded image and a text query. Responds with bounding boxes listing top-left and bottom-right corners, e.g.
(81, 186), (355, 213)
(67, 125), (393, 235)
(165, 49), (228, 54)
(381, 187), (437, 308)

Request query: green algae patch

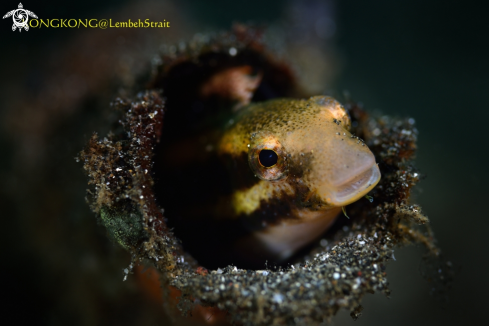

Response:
(100, 205), (147, 251)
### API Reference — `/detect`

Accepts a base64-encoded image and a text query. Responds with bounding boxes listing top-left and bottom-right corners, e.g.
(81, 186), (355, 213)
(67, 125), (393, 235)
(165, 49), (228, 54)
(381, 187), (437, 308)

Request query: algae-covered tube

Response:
(79, 26), (450, 325)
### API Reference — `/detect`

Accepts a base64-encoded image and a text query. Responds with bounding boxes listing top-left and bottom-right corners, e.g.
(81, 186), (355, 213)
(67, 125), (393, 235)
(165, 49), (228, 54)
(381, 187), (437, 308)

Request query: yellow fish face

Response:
(219, 96), (381, 217)
(216, 96), (381, 259)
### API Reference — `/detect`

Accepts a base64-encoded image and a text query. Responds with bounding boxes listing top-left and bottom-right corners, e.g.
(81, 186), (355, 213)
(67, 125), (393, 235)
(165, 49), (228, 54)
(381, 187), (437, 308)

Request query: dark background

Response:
(1, 0), (486, 325)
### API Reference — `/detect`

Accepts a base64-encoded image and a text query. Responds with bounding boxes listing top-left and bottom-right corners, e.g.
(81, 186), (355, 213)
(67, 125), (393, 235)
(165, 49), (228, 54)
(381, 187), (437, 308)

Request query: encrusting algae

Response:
(79, 26), (452, 325)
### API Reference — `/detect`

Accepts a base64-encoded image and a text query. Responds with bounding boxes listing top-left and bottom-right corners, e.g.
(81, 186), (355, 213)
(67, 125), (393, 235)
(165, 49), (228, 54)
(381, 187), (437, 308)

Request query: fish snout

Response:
(308, 132), (381, 207)
(328, 164), (381, 206)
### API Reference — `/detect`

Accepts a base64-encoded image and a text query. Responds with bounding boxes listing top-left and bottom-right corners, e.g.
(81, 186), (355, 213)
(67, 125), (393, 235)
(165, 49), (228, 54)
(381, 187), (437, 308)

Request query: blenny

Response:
(157, 82), (380, 267)
(79, 27), (445, 324)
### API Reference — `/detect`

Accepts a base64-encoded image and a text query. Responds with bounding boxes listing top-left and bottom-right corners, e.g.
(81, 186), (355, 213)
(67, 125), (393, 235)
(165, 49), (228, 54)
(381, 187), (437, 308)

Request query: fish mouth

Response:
(330, 164), (381, 206)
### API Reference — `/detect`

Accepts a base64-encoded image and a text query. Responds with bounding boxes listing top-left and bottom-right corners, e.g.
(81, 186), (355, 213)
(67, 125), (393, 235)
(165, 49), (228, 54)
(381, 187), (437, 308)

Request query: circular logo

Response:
(13, 9), (28, 29)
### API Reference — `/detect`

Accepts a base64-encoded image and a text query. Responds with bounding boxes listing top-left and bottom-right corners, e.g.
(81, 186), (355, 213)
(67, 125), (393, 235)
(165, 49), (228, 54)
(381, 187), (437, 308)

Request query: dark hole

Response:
(150, 47), (298, 269)
(259, 149), (278, 167)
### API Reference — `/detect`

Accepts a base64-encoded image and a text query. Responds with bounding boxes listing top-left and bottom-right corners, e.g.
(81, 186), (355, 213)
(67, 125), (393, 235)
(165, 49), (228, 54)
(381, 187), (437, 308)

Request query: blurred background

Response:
(1, 0), (486, 325)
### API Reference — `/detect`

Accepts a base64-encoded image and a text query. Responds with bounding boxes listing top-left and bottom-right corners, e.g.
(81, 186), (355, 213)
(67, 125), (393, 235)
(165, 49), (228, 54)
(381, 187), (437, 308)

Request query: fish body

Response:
(157, 96), (380, 266)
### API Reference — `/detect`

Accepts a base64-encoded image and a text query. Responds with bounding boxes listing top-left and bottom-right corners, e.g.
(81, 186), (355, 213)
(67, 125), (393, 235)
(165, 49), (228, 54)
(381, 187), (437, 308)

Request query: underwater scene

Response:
(1, 0), (486, 325)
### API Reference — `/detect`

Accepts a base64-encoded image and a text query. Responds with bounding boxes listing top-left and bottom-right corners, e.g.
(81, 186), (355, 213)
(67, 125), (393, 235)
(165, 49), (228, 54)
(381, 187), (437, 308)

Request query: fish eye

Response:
(248, 133), (287, 181)
(258, 149), (278, 168)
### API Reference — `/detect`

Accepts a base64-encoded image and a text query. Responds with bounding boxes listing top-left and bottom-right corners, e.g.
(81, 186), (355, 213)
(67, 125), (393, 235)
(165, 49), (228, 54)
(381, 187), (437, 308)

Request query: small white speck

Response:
(333, 272), (340, 280)
(320, 254), (330, 261)
(229, 47), (237, 56)
(273, 293), (284, 304)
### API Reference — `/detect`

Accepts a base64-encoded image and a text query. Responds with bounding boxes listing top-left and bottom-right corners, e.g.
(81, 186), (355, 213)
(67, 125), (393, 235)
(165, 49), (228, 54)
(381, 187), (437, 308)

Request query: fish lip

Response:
(330, 164), (381, 206)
